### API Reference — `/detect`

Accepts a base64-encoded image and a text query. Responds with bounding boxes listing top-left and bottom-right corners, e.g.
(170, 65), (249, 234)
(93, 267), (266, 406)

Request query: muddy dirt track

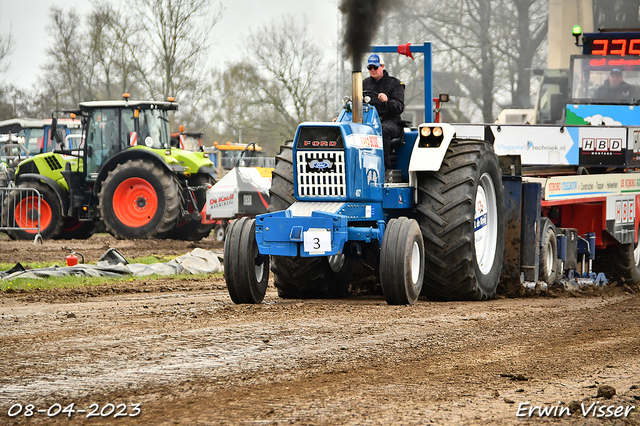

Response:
(1, 234), (640, 425)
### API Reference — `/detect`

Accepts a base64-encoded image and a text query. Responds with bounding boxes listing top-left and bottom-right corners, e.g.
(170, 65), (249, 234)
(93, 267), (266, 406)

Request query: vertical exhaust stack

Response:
(352, 56), (363, 124)
(339, 0), (394, 123)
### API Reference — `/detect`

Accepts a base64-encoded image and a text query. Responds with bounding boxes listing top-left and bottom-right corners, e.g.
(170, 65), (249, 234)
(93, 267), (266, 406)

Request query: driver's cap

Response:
(367, 54), (384, 67)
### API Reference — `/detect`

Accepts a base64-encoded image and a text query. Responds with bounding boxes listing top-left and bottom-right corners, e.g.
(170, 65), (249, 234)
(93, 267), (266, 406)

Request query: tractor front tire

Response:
(6, 181), (64, 240)
(417, 139), (505, 301)
(99, 159), (181, 239)
(380, 217), (424, 305)
(224, 217), (270, 303)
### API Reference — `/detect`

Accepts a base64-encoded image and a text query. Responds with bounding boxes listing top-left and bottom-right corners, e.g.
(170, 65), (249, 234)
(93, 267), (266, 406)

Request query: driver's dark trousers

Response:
(382, 120), (403, 169)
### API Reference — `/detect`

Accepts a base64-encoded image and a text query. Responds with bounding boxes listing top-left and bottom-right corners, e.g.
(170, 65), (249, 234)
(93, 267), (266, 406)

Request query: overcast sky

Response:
(0, 0), (341, 90)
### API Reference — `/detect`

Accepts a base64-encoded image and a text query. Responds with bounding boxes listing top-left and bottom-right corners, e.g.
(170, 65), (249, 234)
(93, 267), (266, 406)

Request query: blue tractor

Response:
(224, 43), (505, 305)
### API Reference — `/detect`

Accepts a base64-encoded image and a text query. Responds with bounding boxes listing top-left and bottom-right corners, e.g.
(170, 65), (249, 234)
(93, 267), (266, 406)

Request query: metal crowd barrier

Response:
(0, 186), (43, 245)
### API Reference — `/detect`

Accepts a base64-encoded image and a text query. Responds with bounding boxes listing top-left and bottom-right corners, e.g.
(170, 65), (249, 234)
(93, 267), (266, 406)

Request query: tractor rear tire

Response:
(224, 217), (270, 303)
(267, 142), (295, 212)
(593, 242), (640, 285)
(6, 181), (64, 240)
(55, 219), (96, 240)
(170, 174), (216, 241)
(417, 139), (505, 301)
(539, 222), (558, 285)
(380, 217), (424, 305)
(99, 159), (181, 239)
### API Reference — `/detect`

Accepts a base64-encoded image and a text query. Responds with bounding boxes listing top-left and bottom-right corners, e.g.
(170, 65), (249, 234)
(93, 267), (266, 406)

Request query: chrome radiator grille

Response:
(296, 150), (346, 198)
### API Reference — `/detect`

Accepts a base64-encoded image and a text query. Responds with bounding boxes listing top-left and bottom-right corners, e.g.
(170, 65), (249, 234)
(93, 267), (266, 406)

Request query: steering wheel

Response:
(362, 90), (388, 115)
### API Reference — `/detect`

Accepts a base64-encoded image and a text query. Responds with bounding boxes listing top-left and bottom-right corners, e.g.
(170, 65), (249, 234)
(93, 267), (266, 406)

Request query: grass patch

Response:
(0, 255), (175, 272)
(0, 272), (223, 292)
(0, 254), (223, 292)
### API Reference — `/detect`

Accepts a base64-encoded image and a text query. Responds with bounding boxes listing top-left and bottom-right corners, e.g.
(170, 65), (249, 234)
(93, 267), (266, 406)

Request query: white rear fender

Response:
(408, 123), (455, 172)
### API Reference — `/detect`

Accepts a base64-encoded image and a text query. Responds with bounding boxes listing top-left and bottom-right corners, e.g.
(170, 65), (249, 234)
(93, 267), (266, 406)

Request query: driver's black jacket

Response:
(594, 80), (637, 100)
(363, 70), (405, 125)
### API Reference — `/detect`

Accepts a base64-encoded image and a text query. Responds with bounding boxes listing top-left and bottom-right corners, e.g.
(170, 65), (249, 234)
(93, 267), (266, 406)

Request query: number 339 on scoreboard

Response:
(303, 228), (331, 254)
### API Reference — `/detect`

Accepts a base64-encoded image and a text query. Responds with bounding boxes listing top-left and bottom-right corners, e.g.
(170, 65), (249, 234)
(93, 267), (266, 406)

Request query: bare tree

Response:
(495, 0), (547, 109)
(43, 7), (93, 107)
(87, 4), (119, 99)
(0, 23), (14, 73)
(87, 2), (146, 99)
(246, 17), (337, 142)
(390, 0), (548, 122)
(132, 0), (222, 101)
(211, 63), (262, 142)
(593, 0), (640, 28)
(396, 0), (500, 122)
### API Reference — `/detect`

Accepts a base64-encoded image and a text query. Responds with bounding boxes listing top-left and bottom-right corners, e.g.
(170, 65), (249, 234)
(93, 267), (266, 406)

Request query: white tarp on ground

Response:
(0, 248), (222, 280)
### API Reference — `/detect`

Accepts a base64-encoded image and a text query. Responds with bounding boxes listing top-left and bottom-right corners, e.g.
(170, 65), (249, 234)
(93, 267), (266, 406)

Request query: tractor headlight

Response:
(418, 126), (444, 148)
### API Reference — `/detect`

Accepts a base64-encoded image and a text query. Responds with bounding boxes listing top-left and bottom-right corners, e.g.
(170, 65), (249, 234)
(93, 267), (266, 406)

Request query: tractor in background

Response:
(6, 94), (217, 241)
(0, 118), (83, 186)
(208, 141), (274, 180)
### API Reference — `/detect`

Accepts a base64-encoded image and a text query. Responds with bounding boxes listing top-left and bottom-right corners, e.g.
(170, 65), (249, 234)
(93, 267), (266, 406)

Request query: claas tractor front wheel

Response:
(99, 159), (181, 239)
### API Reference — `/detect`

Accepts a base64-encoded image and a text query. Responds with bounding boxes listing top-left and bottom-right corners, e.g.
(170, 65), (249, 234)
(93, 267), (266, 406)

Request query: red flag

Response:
(398, 43), (414, 60)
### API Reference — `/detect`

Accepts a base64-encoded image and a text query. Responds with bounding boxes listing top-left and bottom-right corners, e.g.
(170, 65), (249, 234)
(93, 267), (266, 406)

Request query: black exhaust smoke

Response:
(339, 0), (395, 123)
(338, 0), (394, 71)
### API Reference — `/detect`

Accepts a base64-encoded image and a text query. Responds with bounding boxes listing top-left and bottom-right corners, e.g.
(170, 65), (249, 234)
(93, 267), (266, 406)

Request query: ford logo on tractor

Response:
(309, 159), (333, 170)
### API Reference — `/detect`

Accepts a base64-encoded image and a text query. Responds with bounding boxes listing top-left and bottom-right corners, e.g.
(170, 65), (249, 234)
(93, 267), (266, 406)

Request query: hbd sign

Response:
(581, 138), (623, 152)
(615, 199), (635, 224)
(580, 135), (626, 166)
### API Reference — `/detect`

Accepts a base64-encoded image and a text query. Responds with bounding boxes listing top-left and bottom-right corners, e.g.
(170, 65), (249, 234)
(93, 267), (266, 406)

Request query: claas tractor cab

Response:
(7, 94), (217, 241)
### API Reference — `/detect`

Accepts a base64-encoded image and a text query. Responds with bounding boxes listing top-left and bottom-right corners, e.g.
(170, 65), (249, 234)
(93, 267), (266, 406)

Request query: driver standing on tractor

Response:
(363, 53), (405, 170)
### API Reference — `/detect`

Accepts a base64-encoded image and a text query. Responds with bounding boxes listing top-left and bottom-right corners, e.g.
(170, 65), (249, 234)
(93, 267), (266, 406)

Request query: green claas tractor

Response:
(6, 95), (217, 241)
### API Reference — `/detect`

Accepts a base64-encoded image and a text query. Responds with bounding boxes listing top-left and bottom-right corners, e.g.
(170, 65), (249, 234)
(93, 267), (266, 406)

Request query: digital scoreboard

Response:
(583, 33), (640, 56)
